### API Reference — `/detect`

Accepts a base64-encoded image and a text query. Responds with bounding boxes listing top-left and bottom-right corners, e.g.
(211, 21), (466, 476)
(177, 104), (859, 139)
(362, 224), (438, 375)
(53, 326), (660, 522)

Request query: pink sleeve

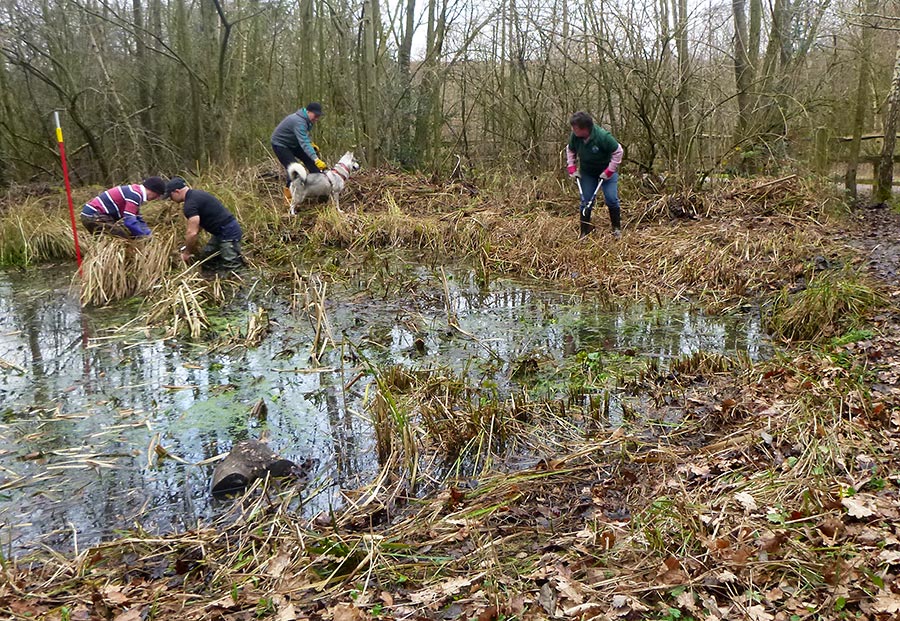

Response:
(565, 146), (577, 168)
(606, 144), (624, 173)
(121, 184), (143, 216)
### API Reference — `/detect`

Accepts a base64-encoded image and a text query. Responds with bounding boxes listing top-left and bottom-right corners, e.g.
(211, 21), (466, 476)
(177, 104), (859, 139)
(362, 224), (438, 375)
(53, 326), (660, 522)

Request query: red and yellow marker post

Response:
(54, 111), (83, 272)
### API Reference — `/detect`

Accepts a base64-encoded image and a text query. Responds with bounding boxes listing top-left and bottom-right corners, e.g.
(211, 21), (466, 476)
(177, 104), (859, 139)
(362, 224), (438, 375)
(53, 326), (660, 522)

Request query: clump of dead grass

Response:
(765, 268), (886, 342)
(142, 264), (230, 339)
(0, 206), (77, 266)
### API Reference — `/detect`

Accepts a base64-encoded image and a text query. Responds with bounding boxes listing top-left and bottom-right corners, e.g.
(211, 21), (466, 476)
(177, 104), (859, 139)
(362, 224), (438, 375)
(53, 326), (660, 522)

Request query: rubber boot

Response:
(609, 204), (621, 239)
(282, 186), (292, 206)
(579, 220), (594, 239)
(579, 206), (594, 239)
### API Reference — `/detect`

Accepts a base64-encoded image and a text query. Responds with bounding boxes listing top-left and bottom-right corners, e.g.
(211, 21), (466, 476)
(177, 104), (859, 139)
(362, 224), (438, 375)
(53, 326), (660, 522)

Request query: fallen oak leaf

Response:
(841, 496), (875, 519)
(113, 609), (143, 621)
(562, 602), (604, 618)
(332, 603), (367, 621)
(735, 491), (758, 512)
(477, 606), (498, 621)
(872, 592), (900, 614)
(102, 585), (129, 605)
(746, 604), (774, 621)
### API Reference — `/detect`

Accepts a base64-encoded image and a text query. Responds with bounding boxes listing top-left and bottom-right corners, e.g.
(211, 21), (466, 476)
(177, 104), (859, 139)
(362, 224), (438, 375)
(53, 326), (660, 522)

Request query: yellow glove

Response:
(311, 142), (321, 156)
(315, 158), (327, 171)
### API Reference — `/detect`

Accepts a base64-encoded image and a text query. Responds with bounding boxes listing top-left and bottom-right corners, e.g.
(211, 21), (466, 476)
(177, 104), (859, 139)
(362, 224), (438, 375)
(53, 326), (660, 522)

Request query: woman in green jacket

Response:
(566, 111), (624, 239)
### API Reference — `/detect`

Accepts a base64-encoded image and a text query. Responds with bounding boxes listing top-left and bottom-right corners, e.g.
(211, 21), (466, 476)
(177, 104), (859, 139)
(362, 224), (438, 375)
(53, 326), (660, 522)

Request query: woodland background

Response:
(0, 0), (899, 196)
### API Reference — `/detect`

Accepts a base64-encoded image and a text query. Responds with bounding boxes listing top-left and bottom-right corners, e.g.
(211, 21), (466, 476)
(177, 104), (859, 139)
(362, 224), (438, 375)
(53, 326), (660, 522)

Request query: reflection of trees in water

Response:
(318, 366), (360, 486)
(0, 269), (771, 554)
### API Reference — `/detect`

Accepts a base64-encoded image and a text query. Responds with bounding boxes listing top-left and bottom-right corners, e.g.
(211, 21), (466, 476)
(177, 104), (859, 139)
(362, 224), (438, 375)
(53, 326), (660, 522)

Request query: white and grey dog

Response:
(287, 151), (360, 215)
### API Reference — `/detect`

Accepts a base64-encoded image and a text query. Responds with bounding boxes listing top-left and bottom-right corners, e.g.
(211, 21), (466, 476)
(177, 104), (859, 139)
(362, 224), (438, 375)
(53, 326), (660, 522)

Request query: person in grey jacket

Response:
(271, 102), (326, 202)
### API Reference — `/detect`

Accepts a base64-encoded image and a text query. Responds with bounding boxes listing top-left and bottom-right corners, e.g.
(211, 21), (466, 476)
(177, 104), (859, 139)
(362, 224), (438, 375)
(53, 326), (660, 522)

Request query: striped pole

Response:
(54, 111), (83, 272)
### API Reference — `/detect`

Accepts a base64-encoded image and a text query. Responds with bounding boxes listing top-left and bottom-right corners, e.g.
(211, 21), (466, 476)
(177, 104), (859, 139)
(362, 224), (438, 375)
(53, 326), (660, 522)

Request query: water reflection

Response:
(0, 264), (770, 555)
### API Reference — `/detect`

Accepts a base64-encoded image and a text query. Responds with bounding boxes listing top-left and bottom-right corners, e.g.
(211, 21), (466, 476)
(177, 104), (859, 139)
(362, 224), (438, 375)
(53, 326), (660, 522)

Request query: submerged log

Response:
(211, 439), (300, 498)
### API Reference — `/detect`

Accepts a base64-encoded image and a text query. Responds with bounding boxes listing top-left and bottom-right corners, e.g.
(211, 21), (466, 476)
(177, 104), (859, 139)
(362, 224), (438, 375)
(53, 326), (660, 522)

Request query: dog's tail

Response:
(287, 162), (308, 184)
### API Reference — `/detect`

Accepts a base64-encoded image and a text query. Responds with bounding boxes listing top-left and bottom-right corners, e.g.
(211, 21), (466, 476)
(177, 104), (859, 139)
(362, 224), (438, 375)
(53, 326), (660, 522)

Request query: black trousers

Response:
(272, 143), (319, 186)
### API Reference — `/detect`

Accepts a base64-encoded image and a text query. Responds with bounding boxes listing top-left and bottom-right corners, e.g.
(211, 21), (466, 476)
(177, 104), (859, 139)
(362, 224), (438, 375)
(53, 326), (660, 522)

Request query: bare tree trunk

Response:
(172, 0), (203, 162)
(89, 29), (145, 177)
(132, 0), (153, 144)
(845, 0), (876, 198)
(674, 0), (692, 184)
(748, 0), (761, 69)
(395, 0), (416, 162)
(361, 0), (379, 163)
(414, 0), (440, 167)
(732, 0), (753, 137)
(875, 34), (900, 204)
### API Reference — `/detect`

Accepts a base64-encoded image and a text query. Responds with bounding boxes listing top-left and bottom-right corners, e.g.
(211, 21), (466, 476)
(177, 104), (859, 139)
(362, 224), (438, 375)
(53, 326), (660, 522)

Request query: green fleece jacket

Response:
(568, 126), (619, 176)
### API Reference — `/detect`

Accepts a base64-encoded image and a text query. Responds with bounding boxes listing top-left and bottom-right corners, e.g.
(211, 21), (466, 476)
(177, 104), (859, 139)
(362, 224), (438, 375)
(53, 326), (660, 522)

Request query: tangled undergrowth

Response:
(1, 170), (899, 620)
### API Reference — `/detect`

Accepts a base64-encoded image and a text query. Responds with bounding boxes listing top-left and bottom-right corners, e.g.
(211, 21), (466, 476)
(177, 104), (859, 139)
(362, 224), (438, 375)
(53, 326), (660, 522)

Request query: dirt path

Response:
(842, 204), (900, 287)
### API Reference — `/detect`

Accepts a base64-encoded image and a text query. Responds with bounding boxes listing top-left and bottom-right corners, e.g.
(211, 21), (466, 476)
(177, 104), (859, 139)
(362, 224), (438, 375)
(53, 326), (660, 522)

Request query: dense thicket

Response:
(0, 0), (897, 186)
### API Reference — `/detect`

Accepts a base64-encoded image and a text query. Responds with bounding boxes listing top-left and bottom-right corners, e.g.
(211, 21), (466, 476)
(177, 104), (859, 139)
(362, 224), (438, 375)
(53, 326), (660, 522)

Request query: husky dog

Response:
(287, 151), (360, 215)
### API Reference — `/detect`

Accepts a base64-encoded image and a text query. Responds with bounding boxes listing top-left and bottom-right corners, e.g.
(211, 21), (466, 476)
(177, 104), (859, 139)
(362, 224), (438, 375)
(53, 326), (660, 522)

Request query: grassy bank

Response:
(0, 170), (871, 319)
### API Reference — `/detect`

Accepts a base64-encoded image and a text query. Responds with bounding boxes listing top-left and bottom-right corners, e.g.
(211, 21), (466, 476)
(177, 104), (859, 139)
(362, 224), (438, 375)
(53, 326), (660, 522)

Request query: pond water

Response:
(0, 260), (770, 555)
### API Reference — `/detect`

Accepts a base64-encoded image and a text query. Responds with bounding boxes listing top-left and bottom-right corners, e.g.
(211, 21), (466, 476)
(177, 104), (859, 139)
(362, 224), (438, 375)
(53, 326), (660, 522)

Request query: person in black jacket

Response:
(166, 177), (243, 270)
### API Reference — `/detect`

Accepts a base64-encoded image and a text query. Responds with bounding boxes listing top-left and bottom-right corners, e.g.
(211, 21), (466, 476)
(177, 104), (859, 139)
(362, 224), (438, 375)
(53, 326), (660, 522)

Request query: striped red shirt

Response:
(83, 184), (148, 219)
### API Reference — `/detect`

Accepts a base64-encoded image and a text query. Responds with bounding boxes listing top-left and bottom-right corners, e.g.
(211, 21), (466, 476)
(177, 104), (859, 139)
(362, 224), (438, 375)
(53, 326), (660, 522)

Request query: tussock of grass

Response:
(766, 269), (886, 341)
(0, 207), (76, 266)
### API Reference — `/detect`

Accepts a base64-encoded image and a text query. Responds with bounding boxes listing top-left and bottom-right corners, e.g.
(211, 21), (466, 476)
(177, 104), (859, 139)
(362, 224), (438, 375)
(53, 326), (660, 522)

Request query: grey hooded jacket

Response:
(271, 108), (317, 161)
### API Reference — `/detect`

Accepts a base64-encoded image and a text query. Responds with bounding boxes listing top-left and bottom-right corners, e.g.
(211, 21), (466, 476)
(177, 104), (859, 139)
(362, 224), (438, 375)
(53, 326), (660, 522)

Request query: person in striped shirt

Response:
(80, 176), (166, 238)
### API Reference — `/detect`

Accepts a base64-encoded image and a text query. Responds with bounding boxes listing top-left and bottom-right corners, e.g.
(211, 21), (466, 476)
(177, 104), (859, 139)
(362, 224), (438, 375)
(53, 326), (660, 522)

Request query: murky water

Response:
(0, 260), (769, 555)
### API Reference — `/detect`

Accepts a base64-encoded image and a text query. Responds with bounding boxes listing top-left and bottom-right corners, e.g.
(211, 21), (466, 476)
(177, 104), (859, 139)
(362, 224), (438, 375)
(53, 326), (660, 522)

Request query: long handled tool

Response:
(579, 177), (604, 218)
(575, 175), (604, 237)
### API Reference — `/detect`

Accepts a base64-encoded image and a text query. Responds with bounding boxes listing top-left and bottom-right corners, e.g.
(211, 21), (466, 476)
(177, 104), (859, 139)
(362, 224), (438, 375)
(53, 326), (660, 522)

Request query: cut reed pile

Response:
(142, 263), (233, 339)
(4, 328), (899, 620)
(79, 231), (182, 306)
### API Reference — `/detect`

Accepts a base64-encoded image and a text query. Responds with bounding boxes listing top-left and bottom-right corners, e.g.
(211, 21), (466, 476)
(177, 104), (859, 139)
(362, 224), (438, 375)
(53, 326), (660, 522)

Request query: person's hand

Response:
(123, 214), (152, 237)
(311, 142), (321, 155)
(180, 246), (193, 264)
(600, 168), (613, 180)
(567, 165), (577, 177)
(315, 159), (328, 171)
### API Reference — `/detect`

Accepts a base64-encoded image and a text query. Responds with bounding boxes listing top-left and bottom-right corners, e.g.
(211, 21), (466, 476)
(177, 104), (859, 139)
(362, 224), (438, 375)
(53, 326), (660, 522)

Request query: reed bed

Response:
(0, 206), (76, 266)
(302, 171), (856, 315)
(0, 169), (868, 325)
